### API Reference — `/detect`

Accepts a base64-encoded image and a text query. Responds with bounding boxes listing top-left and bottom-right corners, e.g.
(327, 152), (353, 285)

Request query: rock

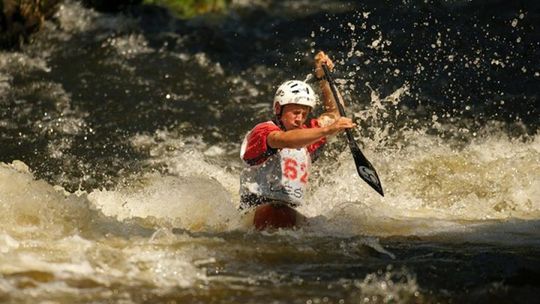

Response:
(0, 0), (60, 49)
(81, 0), (142, 12)
(0, 0), (143, 49)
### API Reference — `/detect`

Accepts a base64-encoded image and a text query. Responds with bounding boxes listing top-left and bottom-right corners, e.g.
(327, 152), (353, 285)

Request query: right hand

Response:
(314, 51), (334, 79)
(324, 117), (356, 136)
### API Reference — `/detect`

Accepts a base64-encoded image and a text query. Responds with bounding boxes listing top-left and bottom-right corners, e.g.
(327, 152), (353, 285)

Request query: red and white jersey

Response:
(239, 120), (326, 211)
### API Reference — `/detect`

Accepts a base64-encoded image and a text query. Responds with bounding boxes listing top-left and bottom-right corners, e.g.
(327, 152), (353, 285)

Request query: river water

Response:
(1, 0), (539, 303)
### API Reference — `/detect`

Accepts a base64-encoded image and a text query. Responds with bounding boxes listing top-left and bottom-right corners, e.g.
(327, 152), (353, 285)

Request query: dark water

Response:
(0, 0), (539, 302)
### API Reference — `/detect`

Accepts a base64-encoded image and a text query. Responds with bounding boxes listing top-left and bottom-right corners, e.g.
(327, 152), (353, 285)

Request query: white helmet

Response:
(273, 80), (316, 115)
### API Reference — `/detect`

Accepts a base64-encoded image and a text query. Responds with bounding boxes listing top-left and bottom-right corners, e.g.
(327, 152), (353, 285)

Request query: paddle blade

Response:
(349, 144), (384, 196)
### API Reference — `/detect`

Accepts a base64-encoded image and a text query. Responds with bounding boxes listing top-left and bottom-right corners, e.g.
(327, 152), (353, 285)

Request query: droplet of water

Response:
(511, 19), (518, 27)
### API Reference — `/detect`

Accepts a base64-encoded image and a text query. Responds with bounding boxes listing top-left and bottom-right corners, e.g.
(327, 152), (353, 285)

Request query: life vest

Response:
(239, 121), (314, 211)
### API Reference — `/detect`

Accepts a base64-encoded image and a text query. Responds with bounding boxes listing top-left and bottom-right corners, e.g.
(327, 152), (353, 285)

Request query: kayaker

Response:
(239, 51), (355, 230)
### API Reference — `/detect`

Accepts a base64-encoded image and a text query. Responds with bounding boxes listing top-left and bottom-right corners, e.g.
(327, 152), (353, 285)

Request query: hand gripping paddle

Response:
(321, 64), (384, 196)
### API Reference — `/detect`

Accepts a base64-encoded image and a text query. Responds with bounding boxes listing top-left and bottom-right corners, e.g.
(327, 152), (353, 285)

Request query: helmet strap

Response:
(272, 111), (286, 130)
(273, 104), (285, 130)
(274, 103), (283, 116)
(272, 117), (285, 130)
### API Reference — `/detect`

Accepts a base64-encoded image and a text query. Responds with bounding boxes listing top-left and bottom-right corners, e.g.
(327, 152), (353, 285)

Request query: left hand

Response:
(323, 117), (356, 136)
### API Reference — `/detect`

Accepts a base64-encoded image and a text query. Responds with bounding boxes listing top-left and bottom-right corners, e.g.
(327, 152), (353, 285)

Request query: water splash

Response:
(88, 174), (241, 231)
(0, 161), (215, 299)
(355, 266), (421, 304)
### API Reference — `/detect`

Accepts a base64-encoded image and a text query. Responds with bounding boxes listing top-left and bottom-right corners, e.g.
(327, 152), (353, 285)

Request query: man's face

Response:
(280, 104), (311, 130)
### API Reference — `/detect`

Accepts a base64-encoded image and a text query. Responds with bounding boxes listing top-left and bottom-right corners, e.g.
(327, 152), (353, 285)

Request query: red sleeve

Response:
(305, 119), (327, 155)
(241, 122), (281, 165)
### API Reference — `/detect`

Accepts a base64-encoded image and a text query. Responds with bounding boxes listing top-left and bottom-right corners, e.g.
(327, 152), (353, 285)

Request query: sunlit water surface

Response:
(1, 1), (539, 303)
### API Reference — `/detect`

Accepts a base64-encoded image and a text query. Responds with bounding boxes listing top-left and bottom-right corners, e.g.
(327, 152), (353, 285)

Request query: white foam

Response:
(0, 161), (94, 238)
(303, 131), (540, 241)
(0, 162), (212, 296)
(89, 174), (241, 231)
(0, 234), (19, 253)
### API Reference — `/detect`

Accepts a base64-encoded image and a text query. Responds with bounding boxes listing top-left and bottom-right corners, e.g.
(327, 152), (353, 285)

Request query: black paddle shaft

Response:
(321, 64), (384, 196)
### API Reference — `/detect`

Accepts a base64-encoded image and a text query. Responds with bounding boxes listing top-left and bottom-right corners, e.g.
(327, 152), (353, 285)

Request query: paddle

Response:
(321, 64), (384, 196)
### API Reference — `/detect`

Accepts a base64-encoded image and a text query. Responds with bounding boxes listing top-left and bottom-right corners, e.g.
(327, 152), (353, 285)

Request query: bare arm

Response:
(267, 118), (355, 149)
(314, 51), (345, 126)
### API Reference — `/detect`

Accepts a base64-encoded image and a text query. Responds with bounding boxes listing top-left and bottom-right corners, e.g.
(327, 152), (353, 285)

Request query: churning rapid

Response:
(1, 0), (539, 303)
